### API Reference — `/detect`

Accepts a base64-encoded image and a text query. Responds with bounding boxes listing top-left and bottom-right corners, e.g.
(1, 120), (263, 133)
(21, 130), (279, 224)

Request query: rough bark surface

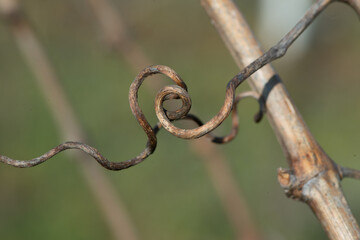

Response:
(201, 0), (360, 239)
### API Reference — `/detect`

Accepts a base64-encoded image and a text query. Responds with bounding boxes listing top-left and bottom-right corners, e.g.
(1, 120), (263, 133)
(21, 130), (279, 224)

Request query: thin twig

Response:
(0, 141), (144, 170)
(0, 0), (338, 168)
(340, 166), (360, 179)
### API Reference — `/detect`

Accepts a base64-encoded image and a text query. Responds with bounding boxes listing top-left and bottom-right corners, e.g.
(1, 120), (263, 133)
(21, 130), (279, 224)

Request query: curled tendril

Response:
(1, 0), (358, 170)
(194, 91), (264, 144)
(0, 65), (263, 170)
(154, 71), (266, 140)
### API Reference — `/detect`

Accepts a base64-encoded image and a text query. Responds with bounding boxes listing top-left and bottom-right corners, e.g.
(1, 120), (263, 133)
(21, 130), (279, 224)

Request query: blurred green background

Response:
(0, 0), (359, 239)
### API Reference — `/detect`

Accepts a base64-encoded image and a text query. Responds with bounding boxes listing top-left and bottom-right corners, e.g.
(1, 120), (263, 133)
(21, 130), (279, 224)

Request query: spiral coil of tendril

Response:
(0, 64), (264, 170)
(1, 0), (358, 170)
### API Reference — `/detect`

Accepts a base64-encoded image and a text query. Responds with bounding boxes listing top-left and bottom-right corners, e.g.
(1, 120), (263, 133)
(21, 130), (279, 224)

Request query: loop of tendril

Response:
(1, 0), (358, 170)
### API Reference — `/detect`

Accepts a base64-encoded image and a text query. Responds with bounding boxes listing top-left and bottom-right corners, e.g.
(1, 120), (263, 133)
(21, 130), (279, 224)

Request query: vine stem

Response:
(200, 0), (360, 239)
(341, 167), (360, 180)
(1, 0), (360, 238)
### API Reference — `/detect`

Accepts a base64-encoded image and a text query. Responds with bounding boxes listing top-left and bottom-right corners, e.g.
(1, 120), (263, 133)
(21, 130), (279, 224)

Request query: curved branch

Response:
(0, 90), (262, 170)
(338, 0), (360, 16)
(0, 141), (154, 170)
(340, 166), (360, 180)
(0, 0), (353, 170)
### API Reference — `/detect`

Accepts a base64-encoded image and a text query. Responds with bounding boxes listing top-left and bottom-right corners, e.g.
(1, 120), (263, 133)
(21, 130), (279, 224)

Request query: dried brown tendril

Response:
(1, 0), (359, 170)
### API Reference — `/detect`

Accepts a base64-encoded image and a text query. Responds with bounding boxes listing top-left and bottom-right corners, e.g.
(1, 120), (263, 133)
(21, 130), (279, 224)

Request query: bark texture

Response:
(201, 0), (360, 238)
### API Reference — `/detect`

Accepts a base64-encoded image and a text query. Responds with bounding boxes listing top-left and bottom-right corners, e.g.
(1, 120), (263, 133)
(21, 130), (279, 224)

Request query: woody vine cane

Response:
(1, 0), (360, 238)
(201, 0), (360, 239)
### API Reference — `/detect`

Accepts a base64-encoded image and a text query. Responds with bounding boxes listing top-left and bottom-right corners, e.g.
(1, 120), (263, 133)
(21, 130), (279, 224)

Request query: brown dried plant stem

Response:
(341, 167), (360, 180)
(1, 0), (359, 239)
(0, 1), (138, 240)
(201, 0), (360, 239)
(86, 0), (261, 239)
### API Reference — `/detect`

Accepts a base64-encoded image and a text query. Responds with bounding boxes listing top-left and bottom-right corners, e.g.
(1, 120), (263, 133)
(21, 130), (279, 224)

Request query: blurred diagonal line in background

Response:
(86, 0), (261, 239)
(0, 0), (138, 239)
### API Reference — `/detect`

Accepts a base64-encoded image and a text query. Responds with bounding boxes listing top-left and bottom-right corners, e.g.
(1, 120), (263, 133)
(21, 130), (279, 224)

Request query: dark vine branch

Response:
(1, 0), (359, 171)
(340, 166), (360, 180)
